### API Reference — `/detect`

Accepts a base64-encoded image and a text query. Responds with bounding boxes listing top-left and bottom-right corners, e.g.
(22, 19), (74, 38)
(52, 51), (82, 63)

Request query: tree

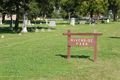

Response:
(76, 0), (109, 24)
(59, 8), (67, 18)
(2, 0), (33, 31)
(60, 0), (76, 20)
(28, 1), (40, 30)
(36, 0), (56, 20)
(2, 0), (16, 24)
(90, 0), (108, 24)
(108, 0), (120, 21)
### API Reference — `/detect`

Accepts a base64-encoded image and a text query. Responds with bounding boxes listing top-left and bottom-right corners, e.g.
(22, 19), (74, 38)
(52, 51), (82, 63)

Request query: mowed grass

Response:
(0, 20), (120, 80)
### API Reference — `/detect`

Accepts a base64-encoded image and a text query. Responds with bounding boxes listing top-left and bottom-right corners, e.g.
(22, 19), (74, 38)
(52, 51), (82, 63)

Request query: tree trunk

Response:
(10, 14), (13, 23)
(43, 14), (46, 21)
(90, 11), (93, 19)
(97, 13), (99, 24)
(113, 9), (117, 21)
(14, 2), (19, 31)
(2, 14), (5, 21)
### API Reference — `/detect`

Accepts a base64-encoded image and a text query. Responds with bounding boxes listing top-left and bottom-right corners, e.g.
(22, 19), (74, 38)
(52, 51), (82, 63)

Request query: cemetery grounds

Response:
(0, 20), (120, 80)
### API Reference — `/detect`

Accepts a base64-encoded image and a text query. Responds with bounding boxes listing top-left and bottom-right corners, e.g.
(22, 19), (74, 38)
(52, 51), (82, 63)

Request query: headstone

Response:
(19, 33), (21, 36)
(1, 35), (4, 38)
(107, 19), (109, 23)
(70, 18), (75, 26)
(41, 28), (44, 32)
(35, 29), (39, 32)
(28, 20), (31, 26)
(48, 28), (51, 32)
(21, 12), (28, 33)
(0, 13), (2, 24)
(79, 21), (86, 24)
(45, 19), (48, 24)
(94, 29), (97, 33)
(49, 21), (56, 27)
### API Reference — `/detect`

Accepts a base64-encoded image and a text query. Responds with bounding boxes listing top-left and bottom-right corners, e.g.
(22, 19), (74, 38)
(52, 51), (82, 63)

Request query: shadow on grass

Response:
(0, 26), (56, 34)
(109, 37), (120, 39)
(2, 20), (46, 25)
(56, 23), (70, 25)
(56, 54), (94, 62)
(0, 27), (22, 34)
(37, 26), (56, 30)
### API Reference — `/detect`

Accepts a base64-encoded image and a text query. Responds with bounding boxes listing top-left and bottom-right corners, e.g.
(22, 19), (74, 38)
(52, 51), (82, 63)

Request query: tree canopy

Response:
(1, 0), (120, 31)
(108, 0), (120, 21)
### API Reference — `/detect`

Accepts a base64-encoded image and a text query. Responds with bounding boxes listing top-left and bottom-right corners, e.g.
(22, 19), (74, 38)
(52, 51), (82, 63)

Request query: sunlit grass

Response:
(0, 20), (120, 80)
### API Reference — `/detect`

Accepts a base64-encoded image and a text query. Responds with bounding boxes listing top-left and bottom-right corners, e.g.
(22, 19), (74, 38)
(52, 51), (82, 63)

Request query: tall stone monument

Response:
(21, 11), (28, 33)
(45, 19), (48, 24)
(0, 13), (2, 24)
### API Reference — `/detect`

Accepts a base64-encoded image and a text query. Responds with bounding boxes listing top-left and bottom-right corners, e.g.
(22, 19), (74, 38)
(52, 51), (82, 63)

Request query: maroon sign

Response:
(69, 38), (95, 46)
(63, 29), (102, 62)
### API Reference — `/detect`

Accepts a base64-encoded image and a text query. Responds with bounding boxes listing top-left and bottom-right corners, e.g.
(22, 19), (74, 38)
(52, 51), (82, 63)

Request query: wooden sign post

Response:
(63, 29), (102, 61)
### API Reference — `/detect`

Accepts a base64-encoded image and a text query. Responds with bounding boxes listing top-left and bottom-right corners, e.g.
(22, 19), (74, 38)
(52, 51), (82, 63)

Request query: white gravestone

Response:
(41, 28), (44, 32)
(48, 28), (51, 32)
(1, 35), (4, 38)
(0, 13), (2, 24)
(107, 19), (109, 23)
(35, 29), (39, 32)
(28, 20), (31, 26)
(45, 19), (48, 24)
(79, 21), (86, 24)
(70, 18), (75, 26)
(49, 21), (56, 27)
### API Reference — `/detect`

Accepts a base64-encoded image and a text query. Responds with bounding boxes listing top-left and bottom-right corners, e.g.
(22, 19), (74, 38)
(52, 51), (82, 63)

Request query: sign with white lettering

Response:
(63, 29), (102, 62)
(69, 38), (95, 46)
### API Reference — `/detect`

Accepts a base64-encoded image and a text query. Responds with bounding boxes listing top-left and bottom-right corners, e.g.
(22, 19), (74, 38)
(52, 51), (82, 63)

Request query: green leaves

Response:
(28, 1), (40, 19)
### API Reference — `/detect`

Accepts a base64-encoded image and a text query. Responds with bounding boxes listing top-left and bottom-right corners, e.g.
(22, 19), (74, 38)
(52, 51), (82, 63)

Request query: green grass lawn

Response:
(0, 20), (120, 80)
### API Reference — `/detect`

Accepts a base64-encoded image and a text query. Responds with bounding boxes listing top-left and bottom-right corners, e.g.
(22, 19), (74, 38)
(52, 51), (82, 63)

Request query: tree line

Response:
(0, 0), (120, 31)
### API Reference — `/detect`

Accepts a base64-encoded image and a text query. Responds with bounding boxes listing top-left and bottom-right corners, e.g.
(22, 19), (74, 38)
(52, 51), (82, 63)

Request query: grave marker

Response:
(49, 21), (56, 27)
(28, 20), (31, 26)
(41, 28), (44, 32)
(107, 19), (109, 23)
(70, 18), (75, 26)
(63, 29), (102, 61)
(79, 21), (86, 24)
(0, 13), (2, 24)
(1, 35), (4, 38)
(48, 28), (51, 32)
(45, 19), (48, 24)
